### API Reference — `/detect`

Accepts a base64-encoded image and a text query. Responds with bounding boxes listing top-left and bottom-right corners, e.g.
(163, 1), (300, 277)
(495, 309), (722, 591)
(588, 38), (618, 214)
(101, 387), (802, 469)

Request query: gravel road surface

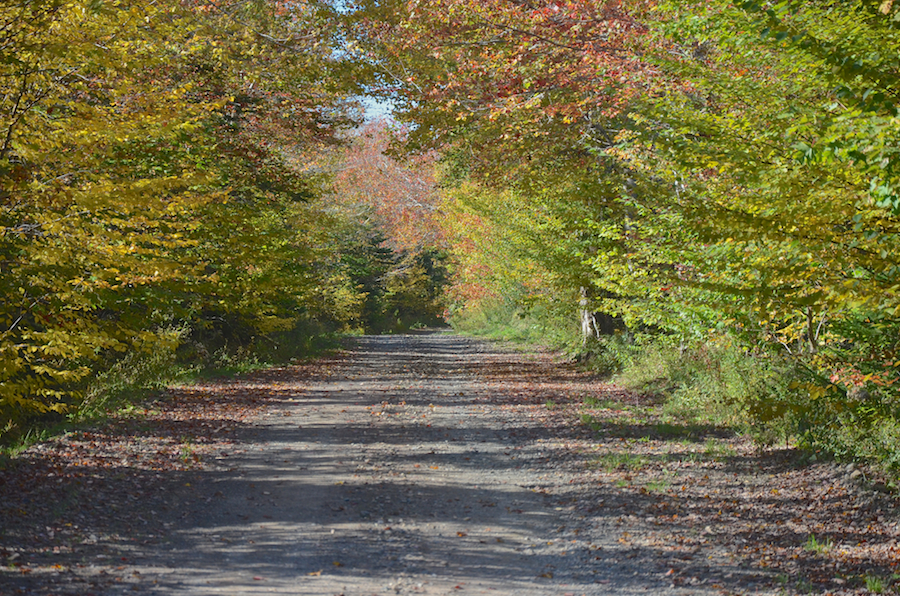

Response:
(140, 333), (709, 595)
(10, 332), (893, 596)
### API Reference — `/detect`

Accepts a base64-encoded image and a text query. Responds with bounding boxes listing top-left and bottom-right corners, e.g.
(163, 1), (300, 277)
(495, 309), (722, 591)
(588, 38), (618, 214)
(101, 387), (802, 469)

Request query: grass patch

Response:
(703, 438), (738, 460)
(583, 395), (620, 409)
(864, 573), (890, 594)
(802, 534), (833, 554)
(588, 451), (650, 473)
(77, 342), (193, 421)
(580, 413), (603, 433)
(644, 478), (670, 492)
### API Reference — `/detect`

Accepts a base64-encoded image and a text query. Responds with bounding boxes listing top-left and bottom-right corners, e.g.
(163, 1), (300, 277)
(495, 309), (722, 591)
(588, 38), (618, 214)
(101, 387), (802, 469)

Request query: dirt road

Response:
(3, 332), (898, 595)
(138, 333), (700, 595)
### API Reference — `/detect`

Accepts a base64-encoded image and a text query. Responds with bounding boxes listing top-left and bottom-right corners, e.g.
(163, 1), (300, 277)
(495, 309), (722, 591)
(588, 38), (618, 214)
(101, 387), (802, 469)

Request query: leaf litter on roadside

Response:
(471, 347), (900, 595)
(0, 357), (341, 595)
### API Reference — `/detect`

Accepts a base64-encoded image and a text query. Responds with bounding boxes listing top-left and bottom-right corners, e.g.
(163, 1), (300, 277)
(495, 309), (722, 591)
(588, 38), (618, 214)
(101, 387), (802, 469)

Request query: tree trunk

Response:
(580, 286), (596, 347)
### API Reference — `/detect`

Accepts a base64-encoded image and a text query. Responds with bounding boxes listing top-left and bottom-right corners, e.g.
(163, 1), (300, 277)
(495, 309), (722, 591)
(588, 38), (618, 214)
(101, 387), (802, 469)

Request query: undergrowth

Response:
(0, 322), (342, 453)
(453, 301), (900, 483)
(451, 297), (583, 355)
(592, 333), (900, 482)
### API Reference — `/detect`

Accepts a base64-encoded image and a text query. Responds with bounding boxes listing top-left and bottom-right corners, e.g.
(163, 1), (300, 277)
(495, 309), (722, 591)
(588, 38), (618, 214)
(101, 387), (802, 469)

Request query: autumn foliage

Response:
(332, 120), (442, 253)
(5, 0), (900, 468)
(0, 0), (370, 431)
(346, 0), (900, 465)
(327, 120), (449, 331)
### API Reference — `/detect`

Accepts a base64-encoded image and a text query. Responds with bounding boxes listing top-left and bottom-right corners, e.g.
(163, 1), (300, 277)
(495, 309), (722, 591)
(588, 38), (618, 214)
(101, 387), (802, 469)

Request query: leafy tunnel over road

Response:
(2, 332), (898, 595)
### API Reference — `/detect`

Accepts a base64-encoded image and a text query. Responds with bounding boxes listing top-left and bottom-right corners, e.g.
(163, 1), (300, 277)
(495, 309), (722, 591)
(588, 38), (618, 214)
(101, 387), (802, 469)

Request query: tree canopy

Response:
(0, 0), (371, 426)
(343, 0), (900, 461)
(4, 0), (900, 467)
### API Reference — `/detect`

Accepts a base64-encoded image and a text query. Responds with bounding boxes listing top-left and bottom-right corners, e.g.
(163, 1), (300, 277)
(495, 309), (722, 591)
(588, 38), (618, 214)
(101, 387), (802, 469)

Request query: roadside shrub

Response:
(605, 333), (799, 441)
(76, 339), (186, 421)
